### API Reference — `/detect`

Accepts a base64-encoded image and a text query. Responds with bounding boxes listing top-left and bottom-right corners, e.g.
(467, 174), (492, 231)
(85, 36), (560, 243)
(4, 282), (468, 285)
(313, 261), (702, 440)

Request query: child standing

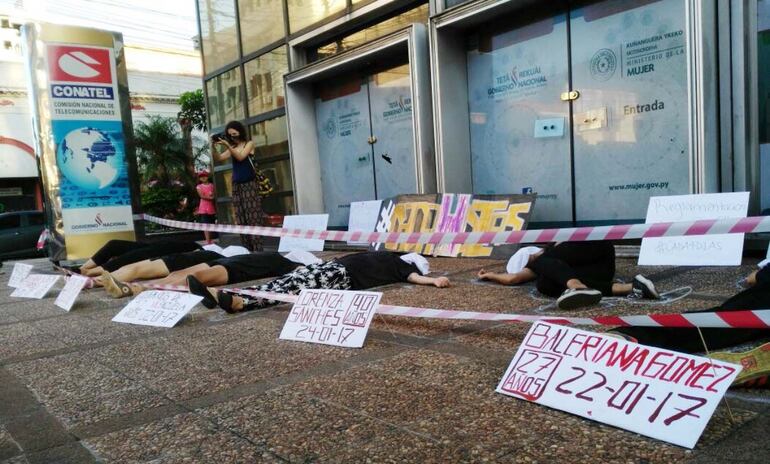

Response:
(195, 170), (216, 244)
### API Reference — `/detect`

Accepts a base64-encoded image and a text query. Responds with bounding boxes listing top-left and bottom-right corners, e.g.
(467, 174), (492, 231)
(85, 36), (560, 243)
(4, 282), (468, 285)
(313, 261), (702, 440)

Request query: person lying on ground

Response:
(610, 265), (770, 387)
(187, 251), (450, 314)
(79, 239), (201, 277)
(477, 241), (660, 310)
(101, 251), (305, 298)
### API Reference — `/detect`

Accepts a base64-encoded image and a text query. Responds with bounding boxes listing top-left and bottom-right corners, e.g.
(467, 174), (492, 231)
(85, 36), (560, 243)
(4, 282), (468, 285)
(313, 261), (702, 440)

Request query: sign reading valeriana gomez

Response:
(496, 322), (740, 449)
(46, 44), (134, 237)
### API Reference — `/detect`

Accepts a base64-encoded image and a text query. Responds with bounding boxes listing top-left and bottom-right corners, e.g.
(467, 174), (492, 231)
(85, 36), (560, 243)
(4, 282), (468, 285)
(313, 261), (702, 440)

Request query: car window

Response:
(0, 215), (20, 229)
(27, 213), (45, 226)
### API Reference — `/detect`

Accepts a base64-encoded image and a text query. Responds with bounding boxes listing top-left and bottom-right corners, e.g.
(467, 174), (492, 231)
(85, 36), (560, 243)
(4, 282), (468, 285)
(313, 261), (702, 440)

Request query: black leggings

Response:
(91, 240), (200, 272)
(614, 267), (770, 353)
(527, 242), (616, 297)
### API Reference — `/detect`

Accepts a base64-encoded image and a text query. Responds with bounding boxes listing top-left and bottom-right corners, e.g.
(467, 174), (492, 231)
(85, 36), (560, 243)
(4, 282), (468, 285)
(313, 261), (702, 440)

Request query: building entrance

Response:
(315, 64), (416, 227)
(467, 0), (688, 224)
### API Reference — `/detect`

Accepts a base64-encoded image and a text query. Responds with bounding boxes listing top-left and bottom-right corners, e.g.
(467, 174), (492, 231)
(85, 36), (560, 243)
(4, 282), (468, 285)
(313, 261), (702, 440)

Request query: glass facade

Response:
(760, 0), (770, 212)
(238, 0), (285, 54)
(287, 0), (346, 33)
(244, 47), (288, 115)
(205, 68), (244, 130)
(197, 0), (239, 73)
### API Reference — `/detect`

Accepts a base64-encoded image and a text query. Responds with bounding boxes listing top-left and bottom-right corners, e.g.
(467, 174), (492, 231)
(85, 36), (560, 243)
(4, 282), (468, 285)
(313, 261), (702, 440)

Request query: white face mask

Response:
(284, 250), (322, 266)
(400, 253), (430, 275)
(506, 247), (543, 274)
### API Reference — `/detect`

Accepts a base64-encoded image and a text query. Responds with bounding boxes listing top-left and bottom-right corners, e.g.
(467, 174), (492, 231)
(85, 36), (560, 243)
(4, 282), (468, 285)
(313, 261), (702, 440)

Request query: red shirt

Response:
(196, 183), (216, 215)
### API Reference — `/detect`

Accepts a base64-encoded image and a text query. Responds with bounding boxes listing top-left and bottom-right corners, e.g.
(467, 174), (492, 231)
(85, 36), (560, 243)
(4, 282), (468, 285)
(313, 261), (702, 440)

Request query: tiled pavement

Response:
(0, 252), (768, 463)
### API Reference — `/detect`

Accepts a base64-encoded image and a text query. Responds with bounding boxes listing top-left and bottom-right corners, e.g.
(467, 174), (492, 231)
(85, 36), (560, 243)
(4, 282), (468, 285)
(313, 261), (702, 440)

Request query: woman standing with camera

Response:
(213, 120), (266, 251)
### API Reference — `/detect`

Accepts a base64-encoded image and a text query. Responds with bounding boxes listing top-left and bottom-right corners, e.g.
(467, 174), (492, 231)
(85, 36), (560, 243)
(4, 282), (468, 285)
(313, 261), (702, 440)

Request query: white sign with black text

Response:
(10, 274), (60, 299)
(347, 200), (382, 245)
(279, 289), (382, 348)
(278, 214), (329, 252)
(55, 274), (90, 311)
(8, 263), (34, 288)
(112, 291), (203, 328)
(496, 322), (740, 448)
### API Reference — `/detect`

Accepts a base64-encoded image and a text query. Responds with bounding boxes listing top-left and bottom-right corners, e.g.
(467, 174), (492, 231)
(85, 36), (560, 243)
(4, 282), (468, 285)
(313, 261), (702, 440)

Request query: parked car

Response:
(0, 210), (45, 260)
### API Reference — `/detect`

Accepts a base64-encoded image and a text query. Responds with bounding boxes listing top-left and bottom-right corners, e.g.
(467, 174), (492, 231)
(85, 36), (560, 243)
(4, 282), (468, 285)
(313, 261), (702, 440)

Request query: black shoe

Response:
(632, 274), (660, 299)
(187, 275), (217, 309)
(216, 290), (238, 314)
(556, 288), (602, 310)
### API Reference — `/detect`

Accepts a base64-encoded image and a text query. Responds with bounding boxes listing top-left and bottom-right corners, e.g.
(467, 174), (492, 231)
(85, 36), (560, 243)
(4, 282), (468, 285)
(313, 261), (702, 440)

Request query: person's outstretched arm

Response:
(477, 268), (537, 286)
(407, 273), (450, 288)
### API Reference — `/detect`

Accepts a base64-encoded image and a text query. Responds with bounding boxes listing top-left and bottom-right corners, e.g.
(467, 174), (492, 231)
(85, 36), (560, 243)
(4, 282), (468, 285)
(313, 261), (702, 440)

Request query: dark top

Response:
(231, 154), (255, 184)
(335, 251), (418, 290)
(211, 252), (299, 284)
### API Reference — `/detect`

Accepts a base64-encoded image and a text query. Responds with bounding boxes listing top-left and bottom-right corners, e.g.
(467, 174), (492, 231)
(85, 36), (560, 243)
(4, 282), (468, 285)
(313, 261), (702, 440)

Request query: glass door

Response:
(570, 0), (689, 222)
(466, 4), (574, 224)
(315, 77), (376, 227)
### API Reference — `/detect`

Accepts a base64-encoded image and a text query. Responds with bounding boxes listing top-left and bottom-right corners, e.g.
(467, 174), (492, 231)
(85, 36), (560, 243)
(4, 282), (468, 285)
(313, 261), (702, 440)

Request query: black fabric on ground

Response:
(211, 252), (300, 284)
(614, 270), (770, 353)
(101, 240), (201, 272)
(335, 251), (419, 290)
(159, 250), (223, 272)
(526, 241), (616, 297)
(91, 240), (144, 266)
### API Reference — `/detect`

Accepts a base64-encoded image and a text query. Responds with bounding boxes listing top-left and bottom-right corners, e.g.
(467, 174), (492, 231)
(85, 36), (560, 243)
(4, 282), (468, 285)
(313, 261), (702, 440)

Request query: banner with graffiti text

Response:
(370, 193), (535, 258)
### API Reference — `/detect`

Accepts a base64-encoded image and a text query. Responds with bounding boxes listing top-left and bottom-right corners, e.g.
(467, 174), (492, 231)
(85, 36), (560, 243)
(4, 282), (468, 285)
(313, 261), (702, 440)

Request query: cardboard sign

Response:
(278, 214), (329, 252)
(279, 289), (382, 348)
(497, 322), (740, 449)
(55, 274), (90, 311)
(639, 192), (749, 266)
(8, 263), (34, 288)
(112, 290), (203, 328)
(10, 274), (60, 299)
(347, 200), (382, 245)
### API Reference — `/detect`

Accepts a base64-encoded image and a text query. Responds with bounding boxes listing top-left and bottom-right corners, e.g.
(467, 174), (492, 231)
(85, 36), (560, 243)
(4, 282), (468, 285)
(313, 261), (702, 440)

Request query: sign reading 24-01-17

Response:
(46, 43), (134, 235)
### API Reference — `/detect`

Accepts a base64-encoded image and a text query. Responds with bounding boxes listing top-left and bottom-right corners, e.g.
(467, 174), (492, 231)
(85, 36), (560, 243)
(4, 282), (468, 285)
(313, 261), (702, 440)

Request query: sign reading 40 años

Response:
(45, 43), (134, 236)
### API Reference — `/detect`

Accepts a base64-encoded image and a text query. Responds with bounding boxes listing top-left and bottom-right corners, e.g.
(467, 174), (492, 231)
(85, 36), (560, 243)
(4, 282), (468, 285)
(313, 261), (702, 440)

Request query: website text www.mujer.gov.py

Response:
(608, 181), (669, 191)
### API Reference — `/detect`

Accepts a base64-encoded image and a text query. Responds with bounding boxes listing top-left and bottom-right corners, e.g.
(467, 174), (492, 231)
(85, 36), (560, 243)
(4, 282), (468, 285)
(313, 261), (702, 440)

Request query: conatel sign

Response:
(47, 45), (112, 84)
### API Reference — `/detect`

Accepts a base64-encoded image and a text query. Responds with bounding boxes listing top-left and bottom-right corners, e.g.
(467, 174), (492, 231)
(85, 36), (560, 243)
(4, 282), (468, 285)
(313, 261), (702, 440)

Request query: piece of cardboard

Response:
(347, 200), (383, 245)
(279, 289), (382, 348)
(55, 275), (90, 311)
(497, 322), (740, 449)
(10, 274), (59, 299)
(112, 291), (203, 328)
(278, 214), (329, 252)
(8, 263), (34, 288)
(639, 192), (750, 266)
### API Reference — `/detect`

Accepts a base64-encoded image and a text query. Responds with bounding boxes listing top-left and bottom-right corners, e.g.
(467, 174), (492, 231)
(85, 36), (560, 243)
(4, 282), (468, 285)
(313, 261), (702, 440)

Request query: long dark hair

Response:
(224, 120), (248, 143)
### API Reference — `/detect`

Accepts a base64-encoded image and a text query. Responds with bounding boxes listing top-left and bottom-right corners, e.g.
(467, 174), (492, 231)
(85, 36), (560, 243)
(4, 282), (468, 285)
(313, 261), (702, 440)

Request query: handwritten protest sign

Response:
(279, 289), (382, 348)
(278, 214), (329, 252)
(8, 263), (34, 288)
(55, 275), (90, 311)
(112, 291), (203, 328)
(10, 274), (59, 299)
(347, 200), (382, 245)
(496, 322), (740, 448)
(639, 192), (749, 266)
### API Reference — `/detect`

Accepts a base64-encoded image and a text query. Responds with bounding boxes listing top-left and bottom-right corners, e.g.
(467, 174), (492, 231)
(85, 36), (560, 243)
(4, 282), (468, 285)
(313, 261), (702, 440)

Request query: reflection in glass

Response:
(215, 170), (233, 197)
(259, 159), (293, 193)
(238, 0), (285, 55)
(758, 0), (770, 211)
(445, 0), (471, 8)
(262, 194), (295, 215)
(287, 0), (346, 33)
(249, 116), (289, 160)
(206, 68), (244, 130)
(198, 0), (239, 72)
(244, 47), (288, 116)
(313, 3), (429, 61)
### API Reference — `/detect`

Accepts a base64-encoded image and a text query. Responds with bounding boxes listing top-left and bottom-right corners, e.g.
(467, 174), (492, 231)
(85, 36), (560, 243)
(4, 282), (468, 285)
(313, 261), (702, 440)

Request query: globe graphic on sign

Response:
(57, 127), (120, 190)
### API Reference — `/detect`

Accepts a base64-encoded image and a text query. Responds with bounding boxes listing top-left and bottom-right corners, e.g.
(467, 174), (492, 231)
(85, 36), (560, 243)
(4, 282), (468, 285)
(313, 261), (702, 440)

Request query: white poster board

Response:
(497, 322), (740, 449)
(112, 291), (203, 328)
(8, 263), (34, 288)
(278, 214), (329, 252)
(347, 200), (382, 245)
(10, 274), (59, 299)
(279, 289), (382, 348)
(639, 192), (750, 266)
(55, 275), (90, 311)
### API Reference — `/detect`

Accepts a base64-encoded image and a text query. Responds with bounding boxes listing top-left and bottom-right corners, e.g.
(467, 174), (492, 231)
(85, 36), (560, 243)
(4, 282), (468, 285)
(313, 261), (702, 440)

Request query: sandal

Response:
(216, 290), (241, 314)
(102, 272), (133, 299)
(186, 275), (217, 309)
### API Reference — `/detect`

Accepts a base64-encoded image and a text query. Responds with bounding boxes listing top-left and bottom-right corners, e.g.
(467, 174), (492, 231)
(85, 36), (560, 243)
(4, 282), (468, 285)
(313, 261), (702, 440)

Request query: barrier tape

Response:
(224, 288), (770, 329)
(138, 213), (770, 246)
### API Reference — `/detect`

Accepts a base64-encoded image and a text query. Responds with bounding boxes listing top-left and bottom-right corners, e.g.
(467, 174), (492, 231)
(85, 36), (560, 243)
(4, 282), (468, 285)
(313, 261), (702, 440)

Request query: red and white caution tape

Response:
(224, 288), (770, 329)
(36, 229), (49, 250)
(139, 213), (770, 245)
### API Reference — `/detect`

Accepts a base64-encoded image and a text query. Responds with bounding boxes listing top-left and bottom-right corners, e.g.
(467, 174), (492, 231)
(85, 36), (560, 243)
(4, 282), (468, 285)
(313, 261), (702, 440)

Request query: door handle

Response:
(560, 90), (580, 101)
(367, 136), (377, 145)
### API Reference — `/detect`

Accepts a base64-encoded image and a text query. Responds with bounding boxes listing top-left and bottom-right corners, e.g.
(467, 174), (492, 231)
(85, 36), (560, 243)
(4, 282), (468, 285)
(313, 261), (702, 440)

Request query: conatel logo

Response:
(94, 213), (104, 226)
(47, 45), (112, 84)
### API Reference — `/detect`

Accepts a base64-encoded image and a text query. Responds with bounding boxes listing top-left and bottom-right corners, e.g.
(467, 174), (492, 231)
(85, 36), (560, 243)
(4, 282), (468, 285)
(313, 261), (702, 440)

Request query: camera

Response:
(211, 132), (230, 143)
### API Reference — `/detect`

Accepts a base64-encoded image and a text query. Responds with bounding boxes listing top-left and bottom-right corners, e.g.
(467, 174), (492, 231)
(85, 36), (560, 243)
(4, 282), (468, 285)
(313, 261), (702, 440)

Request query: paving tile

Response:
(0, 426), (20, 461)
(0, 323), (66, 362)
(83, 413), (268, 463)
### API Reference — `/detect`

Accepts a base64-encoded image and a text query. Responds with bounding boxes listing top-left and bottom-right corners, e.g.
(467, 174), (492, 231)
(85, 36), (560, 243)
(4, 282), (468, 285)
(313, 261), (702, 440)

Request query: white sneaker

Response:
(632, 274), (660, 299)
(556, 288), (602, 310)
